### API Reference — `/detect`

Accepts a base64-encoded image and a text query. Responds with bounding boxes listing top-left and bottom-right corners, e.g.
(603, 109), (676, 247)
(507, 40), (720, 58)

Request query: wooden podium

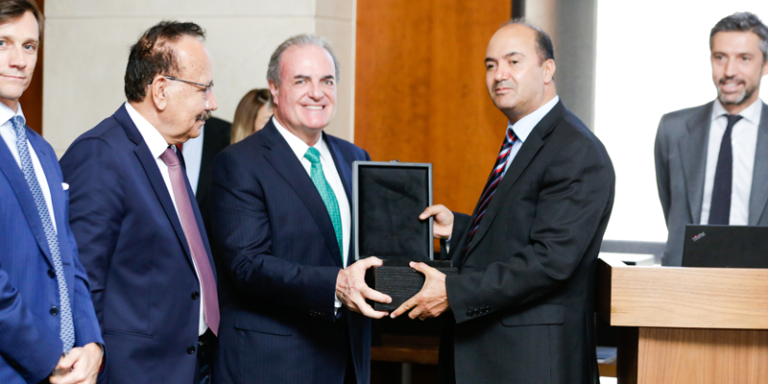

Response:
(596, 258), (768, 384)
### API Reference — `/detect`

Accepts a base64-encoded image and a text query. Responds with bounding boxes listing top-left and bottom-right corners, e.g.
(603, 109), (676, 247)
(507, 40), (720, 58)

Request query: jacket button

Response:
(48, 269), (56, 278)
(50, 306), (59, 316)
(191, 292), (200, 300)
(187, 346), (196, 354)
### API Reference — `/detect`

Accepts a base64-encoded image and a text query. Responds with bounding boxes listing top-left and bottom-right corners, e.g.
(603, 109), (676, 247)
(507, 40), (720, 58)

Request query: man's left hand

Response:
(49, 342), (102, 384)
(391, 262), (450, 320)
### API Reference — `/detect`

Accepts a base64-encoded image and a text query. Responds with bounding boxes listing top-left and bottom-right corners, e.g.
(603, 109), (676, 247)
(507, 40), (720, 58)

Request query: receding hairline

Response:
(275, 44), (337, 82)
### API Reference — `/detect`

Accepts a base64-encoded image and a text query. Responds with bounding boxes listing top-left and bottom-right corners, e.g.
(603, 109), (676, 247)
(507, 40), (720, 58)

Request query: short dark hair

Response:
(0, 0), (43, 38)
(710, 12), (768, 62)
(124, 21), (206, 102)
(501, 18), (555, 64)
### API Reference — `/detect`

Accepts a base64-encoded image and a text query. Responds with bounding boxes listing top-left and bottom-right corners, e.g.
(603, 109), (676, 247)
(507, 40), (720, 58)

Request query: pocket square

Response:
(62, 182), (69, 191)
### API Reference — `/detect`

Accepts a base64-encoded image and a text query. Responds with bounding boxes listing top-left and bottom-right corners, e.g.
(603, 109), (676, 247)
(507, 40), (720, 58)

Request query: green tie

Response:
(304, 147), (343, 262)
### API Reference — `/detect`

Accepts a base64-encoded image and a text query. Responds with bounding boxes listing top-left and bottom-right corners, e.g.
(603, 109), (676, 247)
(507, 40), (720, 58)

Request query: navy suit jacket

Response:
(60, 105), (216, 384)
(0, 125), (102, 384)
(211, 121), (371, 384)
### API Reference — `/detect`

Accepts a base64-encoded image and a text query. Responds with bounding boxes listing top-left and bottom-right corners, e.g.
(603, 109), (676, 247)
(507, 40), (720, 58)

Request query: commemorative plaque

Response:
(353, 161), (457, 312)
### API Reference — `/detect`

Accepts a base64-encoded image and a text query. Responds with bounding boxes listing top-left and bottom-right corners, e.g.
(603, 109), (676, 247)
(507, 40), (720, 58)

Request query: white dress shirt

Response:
(124, 102), (208, 336)
(180, 126), (204, 195)
(272, 117), (351, 312)
(503, 95), (559, 175)
(0, 104), (57, 232)
(700, 98), (761, 225)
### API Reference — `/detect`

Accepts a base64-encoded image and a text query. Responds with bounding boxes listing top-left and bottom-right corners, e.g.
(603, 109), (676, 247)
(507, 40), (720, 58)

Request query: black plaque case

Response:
(353, 161), (456, 312)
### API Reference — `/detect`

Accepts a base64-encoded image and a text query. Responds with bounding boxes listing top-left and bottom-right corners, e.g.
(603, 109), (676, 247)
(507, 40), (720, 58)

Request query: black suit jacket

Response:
(211, 121), (372, 384)
(196, 116), (231, 230)
(442, 101), (615, 384)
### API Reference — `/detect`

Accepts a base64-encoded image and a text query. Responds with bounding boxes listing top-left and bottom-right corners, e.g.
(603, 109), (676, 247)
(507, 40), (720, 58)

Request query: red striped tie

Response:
(461, 127), (517, 258)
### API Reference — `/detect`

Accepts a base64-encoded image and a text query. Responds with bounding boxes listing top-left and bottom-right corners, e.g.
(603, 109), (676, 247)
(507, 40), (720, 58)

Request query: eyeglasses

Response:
(150, 75), (214, 95)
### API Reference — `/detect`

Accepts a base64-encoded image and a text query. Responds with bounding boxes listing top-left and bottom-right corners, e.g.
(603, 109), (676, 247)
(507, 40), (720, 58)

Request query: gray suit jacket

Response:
(655, 101), (768, 266)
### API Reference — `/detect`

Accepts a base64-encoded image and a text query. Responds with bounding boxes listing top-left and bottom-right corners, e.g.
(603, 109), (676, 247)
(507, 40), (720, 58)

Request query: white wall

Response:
(43, 0), (356, 157)
(594, 2), (768, 242)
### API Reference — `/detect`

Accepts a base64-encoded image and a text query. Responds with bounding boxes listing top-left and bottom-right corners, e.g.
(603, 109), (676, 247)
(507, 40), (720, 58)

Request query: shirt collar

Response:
(0, 102), (26, 130)
(712, 97), (763, 125)
(507, 95), (559, 142)
(124, 102), (171, 160)
(272, 116), (330, 161)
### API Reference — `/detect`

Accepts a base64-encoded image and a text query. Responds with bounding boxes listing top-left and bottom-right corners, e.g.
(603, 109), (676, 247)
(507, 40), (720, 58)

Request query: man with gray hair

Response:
(655, 12), (768, 266)
(211, 34), (390, 384)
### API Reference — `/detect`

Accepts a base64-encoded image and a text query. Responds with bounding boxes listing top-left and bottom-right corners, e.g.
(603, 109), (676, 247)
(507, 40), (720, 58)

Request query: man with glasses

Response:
(60, 21), (220, 384)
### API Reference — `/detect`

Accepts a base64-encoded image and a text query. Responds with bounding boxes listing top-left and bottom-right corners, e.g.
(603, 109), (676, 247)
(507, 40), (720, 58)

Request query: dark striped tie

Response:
(709, 114), (743, 225)
(461, 127), (517, 258)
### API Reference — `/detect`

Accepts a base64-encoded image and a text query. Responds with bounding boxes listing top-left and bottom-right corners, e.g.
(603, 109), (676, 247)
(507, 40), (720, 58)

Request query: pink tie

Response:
(160, 147), (220, 335)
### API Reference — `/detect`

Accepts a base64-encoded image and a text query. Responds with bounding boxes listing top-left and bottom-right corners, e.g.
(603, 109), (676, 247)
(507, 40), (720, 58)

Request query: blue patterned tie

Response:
(11, 116), (75, 352)
(461, 127), (517, 258)
(304, 147), (343, 261)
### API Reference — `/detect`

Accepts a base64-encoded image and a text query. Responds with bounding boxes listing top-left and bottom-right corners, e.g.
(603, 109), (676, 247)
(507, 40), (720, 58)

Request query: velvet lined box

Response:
(353, 161), (457, 312)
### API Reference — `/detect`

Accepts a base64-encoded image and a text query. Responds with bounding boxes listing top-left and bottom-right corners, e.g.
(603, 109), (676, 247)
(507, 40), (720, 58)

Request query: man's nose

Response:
(205, 89), (218, 111)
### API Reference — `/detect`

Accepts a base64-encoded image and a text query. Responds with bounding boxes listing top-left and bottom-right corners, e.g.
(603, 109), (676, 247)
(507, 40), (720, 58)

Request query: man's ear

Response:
(151, 75), (169, 111)
(543, 59), (556, 84)
(268, 80), (279, 107)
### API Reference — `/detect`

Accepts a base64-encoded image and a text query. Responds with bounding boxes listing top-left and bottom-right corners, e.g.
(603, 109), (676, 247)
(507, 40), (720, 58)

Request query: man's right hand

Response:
(419, 204), (454, 239)
(336, 256), (391, 319)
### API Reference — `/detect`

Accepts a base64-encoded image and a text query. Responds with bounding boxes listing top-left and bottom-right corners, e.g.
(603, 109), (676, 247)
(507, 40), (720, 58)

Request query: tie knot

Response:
(160, 146), (180, 167)
(504, 127), (517, 146)
(304, 147), (321, 164)
(725, 114), (743, 128)
(10, 115), (25, 136)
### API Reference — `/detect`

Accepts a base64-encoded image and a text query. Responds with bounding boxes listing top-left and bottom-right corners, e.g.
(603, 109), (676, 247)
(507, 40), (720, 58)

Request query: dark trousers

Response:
(195, 329), (216, 384)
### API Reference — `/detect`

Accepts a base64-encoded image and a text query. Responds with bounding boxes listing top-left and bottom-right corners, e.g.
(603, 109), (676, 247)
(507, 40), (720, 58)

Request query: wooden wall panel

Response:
(355, 0), (511, 216)
(18, 0), (43, 134)
(637, 328), (768, 384)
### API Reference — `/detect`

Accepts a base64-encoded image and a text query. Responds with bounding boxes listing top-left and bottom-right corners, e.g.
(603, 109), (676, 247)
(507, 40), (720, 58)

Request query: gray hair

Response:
(267, 34), (340, 86)
(710, 12), (768, 62)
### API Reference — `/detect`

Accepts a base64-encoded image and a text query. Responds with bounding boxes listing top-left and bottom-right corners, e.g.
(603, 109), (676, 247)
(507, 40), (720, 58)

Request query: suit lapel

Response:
(749, 103), (768, 224)
(325, 133), (354, 266)
(262, 123), (343, 267)
(27, 132), (70, 265)
(463, 101), (565, 258)
(679, 103), (712, 224)
(114, 106), (194, 267)
(0, 131), (54, 266)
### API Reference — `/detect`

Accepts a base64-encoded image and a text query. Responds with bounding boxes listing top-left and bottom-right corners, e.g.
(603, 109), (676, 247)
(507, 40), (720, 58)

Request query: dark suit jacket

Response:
(654, 101), (768, 266)
(442, 101), (615, 384)
(196, 116), (231, 211)
(0, 126), (103, 384)
(211, 120), (371, 384)
(60, 105), (216, 384)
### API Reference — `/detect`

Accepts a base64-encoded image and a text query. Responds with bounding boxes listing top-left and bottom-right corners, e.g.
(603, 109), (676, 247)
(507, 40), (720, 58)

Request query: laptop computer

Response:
(682, 225), (768, 268)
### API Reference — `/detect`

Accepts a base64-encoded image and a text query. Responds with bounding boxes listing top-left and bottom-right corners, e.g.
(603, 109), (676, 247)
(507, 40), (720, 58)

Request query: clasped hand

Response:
(336, 256), (392, 319)
(49, 342), (102, 384)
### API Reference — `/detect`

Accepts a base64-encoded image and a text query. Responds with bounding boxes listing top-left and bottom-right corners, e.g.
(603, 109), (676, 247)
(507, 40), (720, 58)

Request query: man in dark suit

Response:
(60, 21), (220, 384)
(211, 34), (390, 384)
(0, 2), (103, 383)
(392, 21), (615, 384)
(655, 12), (768, 266)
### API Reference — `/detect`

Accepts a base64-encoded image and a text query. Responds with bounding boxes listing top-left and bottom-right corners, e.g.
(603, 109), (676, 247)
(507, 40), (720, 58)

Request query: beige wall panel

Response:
(316, 18), (355, 141)
(46, 0), (314, 18)
(316, 0), (355, 20)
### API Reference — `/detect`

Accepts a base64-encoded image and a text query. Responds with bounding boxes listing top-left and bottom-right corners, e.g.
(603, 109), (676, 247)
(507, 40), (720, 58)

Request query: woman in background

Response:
(230, 88), (273, 144)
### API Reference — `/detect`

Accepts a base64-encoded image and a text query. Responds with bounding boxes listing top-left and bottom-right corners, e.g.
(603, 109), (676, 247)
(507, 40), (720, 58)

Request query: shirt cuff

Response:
(334, 293), (342, 316)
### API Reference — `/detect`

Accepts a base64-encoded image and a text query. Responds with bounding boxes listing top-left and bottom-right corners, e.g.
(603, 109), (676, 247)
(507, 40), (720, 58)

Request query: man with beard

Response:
(60, 21), (220, 384)
(655, 12), (768, 266)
